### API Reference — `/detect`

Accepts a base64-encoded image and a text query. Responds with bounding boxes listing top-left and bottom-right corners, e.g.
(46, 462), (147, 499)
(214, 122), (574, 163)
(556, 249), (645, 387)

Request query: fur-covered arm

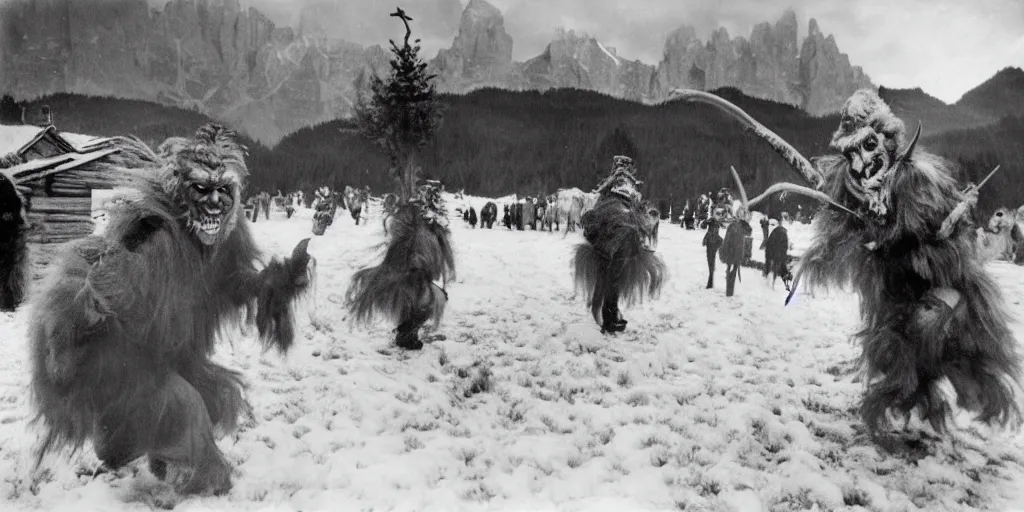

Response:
(792, 211), (866, 293)
(228, 238), (314, 353)
(884, 154), (977, 285)
(889, 154), (967, 244)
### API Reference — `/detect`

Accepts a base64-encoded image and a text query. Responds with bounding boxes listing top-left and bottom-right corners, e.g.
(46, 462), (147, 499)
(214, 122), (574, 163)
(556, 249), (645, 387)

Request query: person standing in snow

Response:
(762, 217), (790, 289)
(702, 206), (724, 289)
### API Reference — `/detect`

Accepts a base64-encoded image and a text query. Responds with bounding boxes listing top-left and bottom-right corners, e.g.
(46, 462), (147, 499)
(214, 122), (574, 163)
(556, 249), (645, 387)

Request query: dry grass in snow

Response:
(0, 201), (1023, 511)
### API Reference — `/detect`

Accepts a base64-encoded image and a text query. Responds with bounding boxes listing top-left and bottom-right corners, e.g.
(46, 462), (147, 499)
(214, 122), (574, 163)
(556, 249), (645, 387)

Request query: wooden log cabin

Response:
(0, 124), (122, 248)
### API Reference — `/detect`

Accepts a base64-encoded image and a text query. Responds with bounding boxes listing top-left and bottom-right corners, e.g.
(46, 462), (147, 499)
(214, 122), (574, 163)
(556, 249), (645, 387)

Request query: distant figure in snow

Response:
(1014, 205), (1024, 265)
(468, 206), (478, 228)
(683, 204), (695, 230)
(522, 198), (535, 229)
(720, 206), (753, 297)
(759, 216), (770, 249)
(481, 201), (498, 229)
(762, 217), (790, 289)
(702, 206), (724, 289)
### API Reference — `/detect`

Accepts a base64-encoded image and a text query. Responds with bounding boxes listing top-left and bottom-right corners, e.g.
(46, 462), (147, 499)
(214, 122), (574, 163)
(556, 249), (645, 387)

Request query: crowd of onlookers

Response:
(695, 188), (795, 298)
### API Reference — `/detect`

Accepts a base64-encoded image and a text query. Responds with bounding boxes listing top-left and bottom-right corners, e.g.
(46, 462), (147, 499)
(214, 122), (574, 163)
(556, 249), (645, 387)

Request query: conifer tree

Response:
(0, 94), (21, 125)
(355, 8), (444, 201)
(594, 125), (639, 186)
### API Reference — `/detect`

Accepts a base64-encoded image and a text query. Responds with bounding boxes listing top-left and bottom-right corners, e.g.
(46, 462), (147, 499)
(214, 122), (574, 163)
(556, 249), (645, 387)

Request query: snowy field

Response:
(1, 201), (1024, 511)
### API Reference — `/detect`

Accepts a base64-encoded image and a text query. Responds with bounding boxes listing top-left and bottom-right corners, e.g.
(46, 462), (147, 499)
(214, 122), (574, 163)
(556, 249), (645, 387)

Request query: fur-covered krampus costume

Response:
(0, 172), (29, 311)
(720, 211), (753, 298)
(312, 186), (336, 236)
(28, 125), (313, 497)
(345, 180), (455, 350)
(762, 218), (791, 290)
(673, 88), (1022, 437)
(573, 156), (666, 334)
(481, 201), (498, 229)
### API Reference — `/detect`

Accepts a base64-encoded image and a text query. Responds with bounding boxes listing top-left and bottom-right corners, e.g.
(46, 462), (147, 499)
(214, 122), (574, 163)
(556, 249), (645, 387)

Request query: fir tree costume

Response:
(572, 156), (666, 334)
(345, 8), (453, 351)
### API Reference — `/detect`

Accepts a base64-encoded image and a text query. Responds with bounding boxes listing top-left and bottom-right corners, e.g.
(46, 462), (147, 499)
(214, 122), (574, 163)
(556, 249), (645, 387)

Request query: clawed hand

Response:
(290, 238), (315, 287)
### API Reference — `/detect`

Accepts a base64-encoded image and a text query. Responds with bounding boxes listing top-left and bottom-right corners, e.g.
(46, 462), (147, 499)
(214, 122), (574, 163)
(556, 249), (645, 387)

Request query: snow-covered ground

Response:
(1, 201), (1023, 511)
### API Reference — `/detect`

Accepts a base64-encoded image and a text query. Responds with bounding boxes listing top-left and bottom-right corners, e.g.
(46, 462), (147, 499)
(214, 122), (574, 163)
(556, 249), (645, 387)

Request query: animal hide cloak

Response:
(798, 153), (1022, 433)
(346, 201), (455, 329)
(572, 194), (666, 325)
(0, 174), (29, 312)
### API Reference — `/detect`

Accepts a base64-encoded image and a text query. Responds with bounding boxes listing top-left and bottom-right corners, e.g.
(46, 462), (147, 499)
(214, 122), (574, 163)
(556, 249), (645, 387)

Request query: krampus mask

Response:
(596, 156), (642, 201)
(829, 90), (919, 218)
(159, 126), (248, 246)
(412, 179), (449, 227)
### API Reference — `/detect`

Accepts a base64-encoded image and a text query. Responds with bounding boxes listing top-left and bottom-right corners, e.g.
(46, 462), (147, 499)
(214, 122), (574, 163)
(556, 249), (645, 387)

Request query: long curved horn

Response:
(729, 166), (749, 210)
(895, 122), (921, 165)
(669, 89), (824, 189)
(747, 181), (862, 219)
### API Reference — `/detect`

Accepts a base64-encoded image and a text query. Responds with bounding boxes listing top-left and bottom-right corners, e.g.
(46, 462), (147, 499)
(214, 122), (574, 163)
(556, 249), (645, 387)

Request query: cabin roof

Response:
(1, 148), (120, 184)
(1, 125), (111, 154)
(0, 125), (119, 184)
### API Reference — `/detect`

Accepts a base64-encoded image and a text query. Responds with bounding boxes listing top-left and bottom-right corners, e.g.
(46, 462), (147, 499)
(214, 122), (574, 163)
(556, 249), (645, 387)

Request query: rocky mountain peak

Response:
(463, 0), (501, 22)
(798, 17), (874, 115)
(664, 25), (699, 50)
(808, 18), (821, 37)
(452, 0), (512, 67)
(430, 0), (521, 93)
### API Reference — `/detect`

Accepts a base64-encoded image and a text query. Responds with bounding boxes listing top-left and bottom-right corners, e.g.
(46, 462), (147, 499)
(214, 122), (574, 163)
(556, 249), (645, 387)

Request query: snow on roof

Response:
(0, 125), (46, 155)
(0, 124), (111, 155)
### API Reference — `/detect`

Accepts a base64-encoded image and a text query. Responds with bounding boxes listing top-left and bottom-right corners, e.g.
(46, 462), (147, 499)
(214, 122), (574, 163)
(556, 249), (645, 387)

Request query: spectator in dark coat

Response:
(720, 210), (753, 297)
(702, 207), (725, 289)
(763, 218), (791, 289)
(759, 216), (770, 249)
(468, 206), (478, 228)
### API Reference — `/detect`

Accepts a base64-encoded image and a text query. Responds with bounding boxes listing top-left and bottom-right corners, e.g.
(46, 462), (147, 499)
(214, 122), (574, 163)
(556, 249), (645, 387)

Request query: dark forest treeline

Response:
(271, 87), (845, 215)
(8, 89), (1024, 217)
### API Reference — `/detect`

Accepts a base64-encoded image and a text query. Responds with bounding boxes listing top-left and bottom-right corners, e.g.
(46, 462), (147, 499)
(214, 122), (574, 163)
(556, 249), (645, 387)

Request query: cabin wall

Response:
(21, 164), (120, 244)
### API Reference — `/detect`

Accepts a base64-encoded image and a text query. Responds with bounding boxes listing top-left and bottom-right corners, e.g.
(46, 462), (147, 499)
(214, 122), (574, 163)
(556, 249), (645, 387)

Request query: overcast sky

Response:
(157, 0), (1023, 104)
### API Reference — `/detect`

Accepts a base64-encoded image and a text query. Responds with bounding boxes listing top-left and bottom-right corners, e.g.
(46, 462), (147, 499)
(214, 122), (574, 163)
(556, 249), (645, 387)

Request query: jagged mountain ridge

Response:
(0, 0), (980, 145)
(0, 0), (391, 144)
(430, 1), (875, 116)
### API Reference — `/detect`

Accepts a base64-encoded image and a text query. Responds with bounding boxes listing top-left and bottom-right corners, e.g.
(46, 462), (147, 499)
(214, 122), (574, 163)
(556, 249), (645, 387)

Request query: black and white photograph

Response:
(1, 0), (1023, 510)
